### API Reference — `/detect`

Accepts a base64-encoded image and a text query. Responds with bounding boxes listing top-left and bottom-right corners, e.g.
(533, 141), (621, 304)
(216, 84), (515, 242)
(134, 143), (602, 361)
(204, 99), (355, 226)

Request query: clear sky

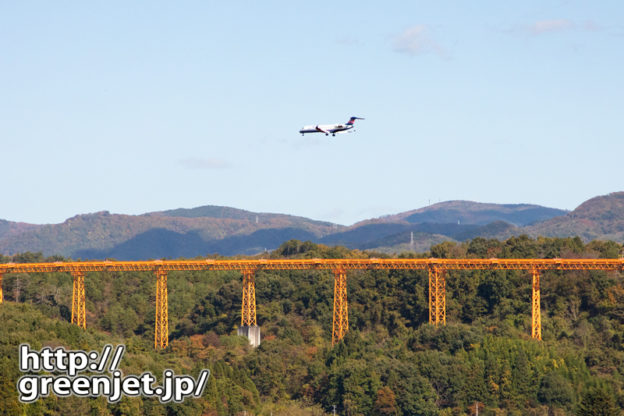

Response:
(2, 1), (623, 226)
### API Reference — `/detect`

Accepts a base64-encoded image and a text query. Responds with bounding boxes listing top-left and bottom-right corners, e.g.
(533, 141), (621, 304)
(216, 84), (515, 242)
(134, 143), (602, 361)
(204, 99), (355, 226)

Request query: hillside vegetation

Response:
(8, 193), (624, 260)
(1, 236), (624, 415)
(357, 201), (567, 226)
(0, 198), (573, 259)
(526, 192), (624, 242)
(0, 207), (341, 258)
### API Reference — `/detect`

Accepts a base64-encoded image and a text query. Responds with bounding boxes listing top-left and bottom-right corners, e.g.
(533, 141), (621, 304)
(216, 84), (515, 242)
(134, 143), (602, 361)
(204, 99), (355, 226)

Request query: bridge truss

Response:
(0, 258), (622, 348)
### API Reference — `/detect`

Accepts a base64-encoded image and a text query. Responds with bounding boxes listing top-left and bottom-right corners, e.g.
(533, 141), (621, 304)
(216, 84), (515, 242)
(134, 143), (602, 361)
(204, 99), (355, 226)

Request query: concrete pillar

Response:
(238, 325), (261, 347)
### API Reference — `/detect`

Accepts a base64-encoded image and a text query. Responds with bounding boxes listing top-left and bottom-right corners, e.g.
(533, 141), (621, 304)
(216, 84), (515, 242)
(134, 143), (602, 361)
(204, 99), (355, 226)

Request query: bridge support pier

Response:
(531, 268), (541, 340)
(155, 270), (169, 349)
(332, 269), (349, 345)
(239, 269), (261, 347)
(71, 271), (86, 329)
(428, 266), (446, 326)
(238, 325), (261, 347)
(241, 270), (257, 327)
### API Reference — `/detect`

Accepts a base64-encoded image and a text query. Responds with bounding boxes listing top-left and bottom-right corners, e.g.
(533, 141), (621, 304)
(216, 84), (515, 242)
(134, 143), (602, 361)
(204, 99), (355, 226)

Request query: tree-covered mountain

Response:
(356, 200), (567, 227)
(525, 192), (624, 242)
(318, 221), (518, 252)
(0, 219), (41, 241)
(0, 207), (341, 259)
(75, 227), (320, 259)
(327, 193), (624, 253)
(4, 193), (624, 259)
(1, 237), (623, 415)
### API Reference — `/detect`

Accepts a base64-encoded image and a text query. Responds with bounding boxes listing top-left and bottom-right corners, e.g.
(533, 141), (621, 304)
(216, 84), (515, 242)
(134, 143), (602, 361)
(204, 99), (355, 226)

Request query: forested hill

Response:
(0, 219), (41, 241)
(3, 192), (624, 259)
(356, 200), (567, 227)
(0, 207), (342, 258)
(326, 194), (624, 253)
(525, 192), (624, 242)
(1, 237), (623, 415)
(0, 200), (566, 259)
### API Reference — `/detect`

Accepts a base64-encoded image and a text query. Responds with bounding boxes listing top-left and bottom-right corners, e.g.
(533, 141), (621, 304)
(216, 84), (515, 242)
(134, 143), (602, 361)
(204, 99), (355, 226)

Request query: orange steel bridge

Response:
(0, 258), (622, 349)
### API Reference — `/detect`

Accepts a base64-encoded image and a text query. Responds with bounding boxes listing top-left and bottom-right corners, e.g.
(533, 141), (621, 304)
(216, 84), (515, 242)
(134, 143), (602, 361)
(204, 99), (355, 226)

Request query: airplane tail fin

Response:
(346, 116), (364, 126)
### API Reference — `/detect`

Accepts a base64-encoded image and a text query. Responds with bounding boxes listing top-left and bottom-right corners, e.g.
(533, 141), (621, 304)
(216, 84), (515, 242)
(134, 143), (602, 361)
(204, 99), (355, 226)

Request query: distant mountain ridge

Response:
(0, 206), (341, 259)
(0, 219), (41, 241)
(524, 192), (624, 242)
(2, 193), (624, 259)
(355, 200), (567, 227)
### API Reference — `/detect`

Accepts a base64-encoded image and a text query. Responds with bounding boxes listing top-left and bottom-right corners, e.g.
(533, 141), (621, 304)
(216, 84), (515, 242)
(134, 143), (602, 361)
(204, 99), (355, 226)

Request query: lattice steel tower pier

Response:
(238, 269), (261, 347)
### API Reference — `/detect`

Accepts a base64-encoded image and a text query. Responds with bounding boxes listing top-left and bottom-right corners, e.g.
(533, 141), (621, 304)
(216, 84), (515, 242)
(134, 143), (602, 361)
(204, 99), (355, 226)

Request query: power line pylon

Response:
(428, 266), (446, 326)
(71, 271), (86, 329)
(332, 269), (349, 345)
(154, 270), (169, 349)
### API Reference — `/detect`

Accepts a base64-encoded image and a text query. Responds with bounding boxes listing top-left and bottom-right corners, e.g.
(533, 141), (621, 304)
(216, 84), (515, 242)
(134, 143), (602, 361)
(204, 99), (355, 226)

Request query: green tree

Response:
(538, 372), (575, 409)
(576, 385), (620, 416)
(373, 387), (400, 415)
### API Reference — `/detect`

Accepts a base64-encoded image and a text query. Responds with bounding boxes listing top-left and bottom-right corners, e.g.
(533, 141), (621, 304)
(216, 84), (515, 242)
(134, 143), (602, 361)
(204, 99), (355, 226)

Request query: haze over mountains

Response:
(1, 192), (623, 260)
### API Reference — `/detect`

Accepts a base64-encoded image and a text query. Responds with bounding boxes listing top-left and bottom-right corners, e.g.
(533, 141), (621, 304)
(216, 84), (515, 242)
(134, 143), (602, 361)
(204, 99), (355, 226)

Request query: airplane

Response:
(299, 116), (364, 136)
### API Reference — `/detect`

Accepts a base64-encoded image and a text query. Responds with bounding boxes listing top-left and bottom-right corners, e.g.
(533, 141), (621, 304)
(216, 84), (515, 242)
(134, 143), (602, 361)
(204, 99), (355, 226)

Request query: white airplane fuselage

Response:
(299, 123), (351, 136)
(299, 117), (364, 136)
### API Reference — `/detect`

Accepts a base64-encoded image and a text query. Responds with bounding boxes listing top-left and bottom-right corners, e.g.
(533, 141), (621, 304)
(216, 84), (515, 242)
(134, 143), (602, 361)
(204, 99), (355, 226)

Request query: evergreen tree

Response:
(576, 385), (620, 416)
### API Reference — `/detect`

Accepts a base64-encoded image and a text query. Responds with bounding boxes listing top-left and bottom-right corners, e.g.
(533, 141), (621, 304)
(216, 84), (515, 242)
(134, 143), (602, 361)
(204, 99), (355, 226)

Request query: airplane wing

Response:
(315, 126), (330, 135)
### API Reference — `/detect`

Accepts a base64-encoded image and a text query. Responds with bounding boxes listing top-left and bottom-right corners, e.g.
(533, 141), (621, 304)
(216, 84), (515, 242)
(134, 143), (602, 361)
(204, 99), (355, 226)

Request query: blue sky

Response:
(2, 1), (623, 225)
